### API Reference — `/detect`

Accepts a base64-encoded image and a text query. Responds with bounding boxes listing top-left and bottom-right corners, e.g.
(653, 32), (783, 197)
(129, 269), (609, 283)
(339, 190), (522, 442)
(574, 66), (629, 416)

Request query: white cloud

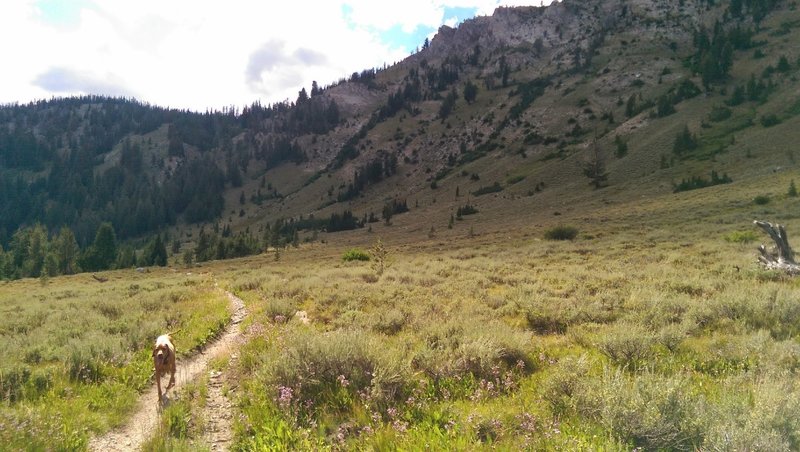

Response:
(0, 0), (553, 111)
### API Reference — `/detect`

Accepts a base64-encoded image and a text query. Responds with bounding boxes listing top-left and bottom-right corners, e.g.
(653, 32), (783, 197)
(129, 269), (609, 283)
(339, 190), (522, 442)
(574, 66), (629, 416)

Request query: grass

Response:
(0, 270), (229, 450)
(141, 378), (210, 452)
(218, 191), (800, 449)
(4, 156), (800, 451)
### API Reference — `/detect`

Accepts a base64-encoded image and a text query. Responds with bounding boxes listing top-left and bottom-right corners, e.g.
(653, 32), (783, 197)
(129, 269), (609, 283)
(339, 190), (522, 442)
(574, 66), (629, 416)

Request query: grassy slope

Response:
(218, 176), (800, 449)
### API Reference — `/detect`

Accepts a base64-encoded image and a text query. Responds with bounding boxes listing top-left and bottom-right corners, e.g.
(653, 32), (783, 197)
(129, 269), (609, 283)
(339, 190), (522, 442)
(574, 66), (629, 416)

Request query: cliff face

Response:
(424, 0), (710, 70)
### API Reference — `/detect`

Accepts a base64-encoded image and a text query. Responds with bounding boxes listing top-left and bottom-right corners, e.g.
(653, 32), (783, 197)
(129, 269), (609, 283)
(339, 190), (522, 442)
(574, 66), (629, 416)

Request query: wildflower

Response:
(277, 386), (293, 409)
(517, 412), (536, 433)
(392, 420), (408, 432)
(337, 374), (350, 387)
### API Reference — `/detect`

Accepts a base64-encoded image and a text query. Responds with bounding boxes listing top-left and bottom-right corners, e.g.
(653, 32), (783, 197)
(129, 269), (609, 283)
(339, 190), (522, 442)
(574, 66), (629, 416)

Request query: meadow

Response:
(3, 171), (800, 450)
(0, 269), (230, 450)
(212, 172), (800, 450)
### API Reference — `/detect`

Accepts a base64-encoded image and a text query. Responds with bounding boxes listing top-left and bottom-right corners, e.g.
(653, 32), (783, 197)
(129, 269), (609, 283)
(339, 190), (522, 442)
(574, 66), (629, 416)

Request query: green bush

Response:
(342, 248), (370, 262)
(544, 225), (579, 241)
(754, 195), (771, 205)
(724, 230), (759, 244)
(472, 182), (504, 196)
(760, 114), (782, 127)
(708, 105), (733, 122)
(0, 365), (31, 402)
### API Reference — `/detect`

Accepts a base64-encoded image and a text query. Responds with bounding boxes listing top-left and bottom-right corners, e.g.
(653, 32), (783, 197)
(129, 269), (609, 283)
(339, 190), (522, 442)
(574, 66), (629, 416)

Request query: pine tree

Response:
(54, 227), (80, 275)
(93, 223), (118, 270)
(583, 135), (608, 189)
(147, 235), (168, 267)
(463, 81), (478, 104)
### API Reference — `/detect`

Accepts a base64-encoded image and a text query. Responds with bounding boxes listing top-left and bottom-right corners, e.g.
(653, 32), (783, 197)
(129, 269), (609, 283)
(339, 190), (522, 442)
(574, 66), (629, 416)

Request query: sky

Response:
(1, 0), (552, 112)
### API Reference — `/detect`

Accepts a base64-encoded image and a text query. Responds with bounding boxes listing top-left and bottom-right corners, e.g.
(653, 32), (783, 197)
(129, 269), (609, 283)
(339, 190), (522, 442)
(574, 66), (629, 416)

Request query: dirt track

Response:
(88, 290), (246, 451)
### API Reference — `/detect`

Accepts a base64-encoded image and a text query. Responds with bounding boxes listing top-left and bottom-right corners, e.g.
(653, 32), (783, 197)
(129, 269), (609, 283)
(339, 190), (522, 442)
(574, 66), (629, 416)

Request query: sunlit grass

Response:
(0, 270), (229, 450)
(221, 202), (800, 449)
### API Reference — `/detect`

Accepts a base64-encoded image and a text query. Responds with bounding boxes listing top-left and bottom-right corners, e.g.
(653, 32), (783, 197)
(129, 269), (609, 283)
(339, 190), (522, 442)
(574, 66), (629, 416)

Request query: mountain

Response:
(0, 0), (794, 276)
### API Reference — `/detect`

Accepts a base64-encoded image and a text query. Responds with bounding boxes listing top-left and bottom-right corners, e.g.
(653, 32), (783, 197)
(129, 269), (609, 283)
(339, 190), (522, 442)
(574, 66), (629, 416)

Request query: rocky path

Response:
(88, 290), (246, 452)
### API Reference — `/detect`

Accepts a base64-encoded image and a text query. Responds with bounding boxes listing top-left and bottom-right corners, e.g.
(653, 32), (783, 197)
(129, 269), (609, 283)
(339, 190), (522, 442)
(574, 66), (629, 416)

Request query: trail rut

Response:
(89, 290), (246, 452)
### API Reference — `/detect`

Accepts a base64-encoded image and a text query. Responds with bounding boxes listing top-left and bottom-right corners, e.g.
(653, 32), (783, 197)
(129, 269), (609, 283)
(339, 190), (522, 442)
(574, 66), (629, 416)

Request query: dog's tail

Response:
(166, 329), (182, 340)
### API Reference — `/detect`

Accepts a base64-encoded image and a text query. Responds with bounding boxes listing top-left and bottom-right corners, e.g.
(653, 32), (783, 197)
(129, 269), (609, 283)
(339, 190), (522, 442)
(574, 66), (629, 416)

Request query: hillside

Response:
(0, 0), (795, 276)
(7, 0), (800, 449)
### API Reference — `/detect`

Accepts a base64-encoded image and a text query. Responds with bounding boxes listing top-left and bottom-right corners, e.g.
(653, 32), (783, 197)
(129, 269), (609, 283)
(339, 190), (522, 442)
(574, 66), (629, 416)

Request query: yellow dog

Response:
(152, 334), (176, 402)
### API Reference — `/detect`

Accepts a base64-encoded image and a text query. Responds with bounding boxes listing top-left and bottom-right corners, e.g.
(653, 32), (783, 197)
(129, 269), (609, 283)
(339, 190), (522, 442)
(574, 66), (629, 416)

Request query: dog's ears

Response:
(152, 347), (157, 357)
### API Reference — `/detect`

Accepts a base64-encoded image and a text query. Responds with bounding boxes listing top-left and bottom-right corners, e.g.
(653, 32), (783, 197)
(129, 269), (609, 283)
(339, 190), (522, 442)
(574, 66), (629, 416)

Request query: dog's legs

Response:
(156, 371), (163, 402)
(167, 370), (175, 390)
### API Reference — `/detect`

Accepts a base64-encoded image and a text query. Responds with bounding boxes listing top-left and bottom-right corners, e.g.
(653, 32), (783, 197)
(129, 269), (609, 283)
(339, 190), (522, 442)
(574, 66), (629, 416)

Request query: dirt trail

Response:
(89, 290), (246, 452)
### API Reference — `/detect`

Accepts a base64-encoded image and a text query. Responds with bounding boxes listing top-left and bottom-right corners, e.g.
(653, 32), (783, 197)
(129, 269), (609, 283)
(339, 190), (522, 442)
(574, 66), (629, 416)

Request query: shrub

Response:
(575, 369), (708, 450)
(540, 355), (592, 415)
(372, 309), (406, 335)
(614, 135), (628, 158)
(412, 320), (533, 382)
(456, 204), (478, 217)
(708, 105), (732, 122)
(472, 182), (503, 196)
(342, 248), (370, 262)
(724, 230), (759, 244)
(754, 195), (771, 205)
(0, 365), (31, 402)
(705, 378), (800, 450)
(595, 323), (658, 368)
(544, 225), (579, 241)
(673, 171), (732, 193)
(761, 114), (782, 127)
(673, 125), (698, 155)
(263, 298), (297, 322)
(272, 330), (409, 408)
(66, 349), (104, 383)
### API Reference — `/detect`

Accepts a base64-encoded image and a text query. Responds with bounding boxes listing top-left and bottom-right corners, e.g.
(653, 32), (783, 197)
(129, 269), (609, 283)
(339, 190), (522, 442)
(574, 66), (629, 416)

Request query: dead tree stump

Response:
(754, 220), (800, 275)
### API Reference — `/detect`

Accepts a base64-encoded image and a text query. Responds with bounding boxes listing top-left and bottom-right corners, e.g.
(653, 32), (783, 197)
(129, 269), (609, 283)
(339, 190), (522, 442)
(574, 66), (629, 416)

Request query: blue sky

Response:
(344, 4), (479, 53)
(34, 0), (89, 26)
(0, 0), (550, 111)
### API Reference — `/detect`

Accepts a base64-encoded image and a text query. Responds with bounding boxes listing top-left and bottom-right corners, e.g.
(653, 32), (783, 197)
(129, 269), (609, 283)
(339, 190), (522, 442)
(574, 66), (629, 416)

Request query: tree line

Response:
(0, 222), (167, 280)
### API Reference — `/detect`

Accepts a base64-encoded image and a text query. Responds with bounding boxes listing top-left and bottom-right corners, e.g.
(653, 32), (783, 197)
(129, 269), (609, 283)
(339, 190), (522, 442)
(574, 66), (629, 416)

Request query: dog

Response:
(153, 334), (176, 403)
